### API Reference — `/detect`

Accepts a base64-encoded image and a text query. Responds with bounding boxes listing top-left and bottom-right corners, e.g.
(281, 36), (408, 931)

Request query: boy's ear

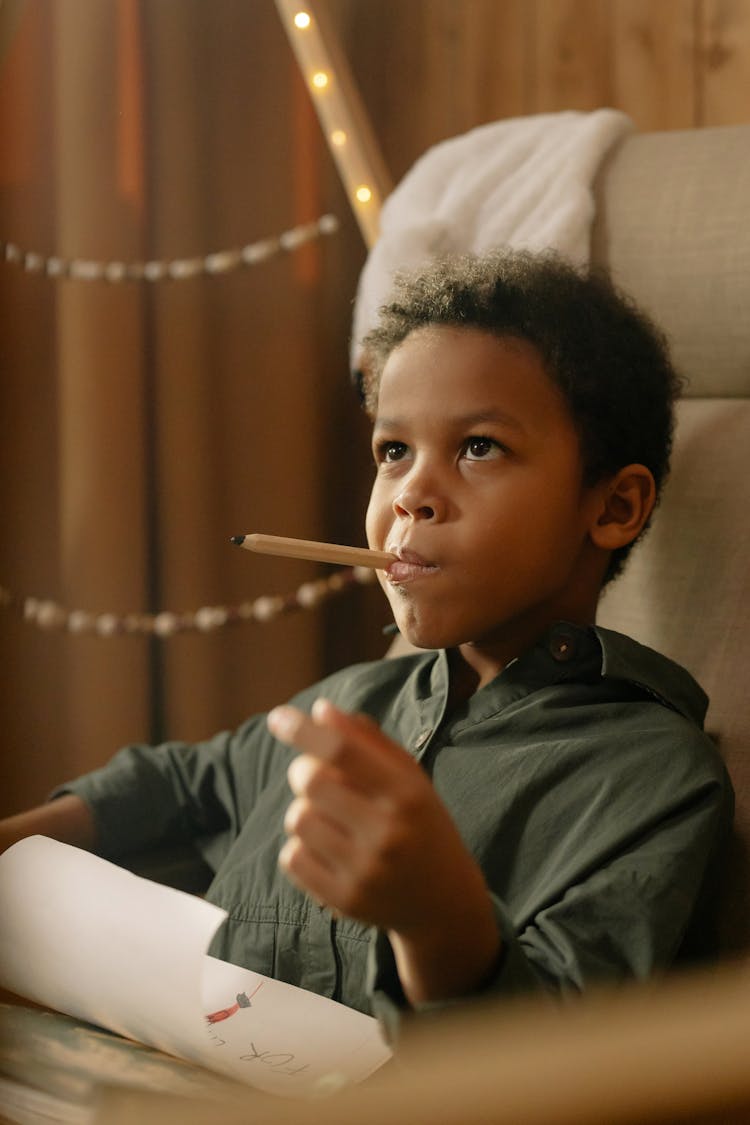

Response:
(590, 464), (656, 551)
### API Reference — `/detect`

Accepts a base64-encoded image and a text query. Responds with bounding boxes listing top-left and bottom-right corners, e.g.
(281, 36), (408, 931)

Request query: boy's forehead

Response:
(381, 324), (545, 378)
(375, 325), (563, 423)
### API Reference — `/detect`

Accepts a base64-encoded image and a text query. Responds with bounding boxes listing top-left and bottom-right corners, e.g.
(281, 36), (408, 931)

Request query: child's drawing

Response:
(205, 981), (264, 1024)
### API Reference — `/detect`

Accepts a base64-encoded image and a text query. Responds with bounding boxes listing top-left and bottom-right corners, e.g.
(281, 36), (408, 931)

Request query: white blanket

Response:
(351, 109), (633, 370)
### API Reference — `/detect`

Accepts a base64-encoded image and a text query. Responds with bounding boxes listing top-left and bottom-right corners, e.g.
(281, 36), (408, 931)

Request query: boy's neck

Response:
(447, 605), (599, 707)
(446, 649), (483, 711)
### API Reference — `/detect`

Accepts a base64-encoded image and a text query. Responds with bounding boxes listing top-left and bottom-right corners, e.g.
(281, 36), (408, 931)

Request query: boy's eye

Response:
(376, 440), (409, 463)
(464, 436), (502, 461)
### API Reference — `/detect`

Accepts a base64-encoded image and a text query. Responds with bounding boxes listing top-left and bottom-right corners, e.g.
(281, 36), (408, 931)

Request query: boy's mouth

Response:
(385, 547), (439, 584)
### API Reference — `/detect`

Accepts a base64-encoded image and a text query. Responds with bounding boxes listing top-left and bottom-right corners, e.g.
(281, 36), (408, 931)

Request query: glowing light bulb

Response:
(293, 11), (311, 28)
(330, 129), (347, 146)
(355, 185), (373, 204)
(311, 70), (329, 90)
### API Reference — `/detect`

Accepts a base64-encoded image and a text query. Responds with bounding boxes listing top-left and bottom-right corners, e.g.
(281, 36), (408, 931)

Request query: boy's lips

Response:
(385, 546), (440, 584)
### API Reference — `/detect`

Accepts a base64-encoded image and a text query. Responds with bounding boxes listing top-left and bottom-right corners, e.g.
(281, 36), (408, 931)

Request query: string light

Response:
(274, 0), (392, 249)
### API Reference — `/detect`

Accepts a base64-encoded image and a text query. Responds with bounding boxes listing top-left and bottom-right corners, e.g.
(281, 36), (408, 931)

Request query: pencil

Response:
(230, 533), (395, 570)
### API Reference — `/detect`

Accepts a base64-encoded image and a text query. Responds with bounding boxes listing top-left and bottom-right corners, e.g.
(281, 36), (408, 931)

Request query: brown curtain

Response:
(0, 0), (377, 815)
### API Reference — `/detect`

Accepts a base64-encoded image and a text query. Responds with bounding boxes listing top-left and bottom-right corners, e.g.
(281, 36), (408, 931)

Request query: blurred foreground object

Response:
(90, 957), (750, 1125)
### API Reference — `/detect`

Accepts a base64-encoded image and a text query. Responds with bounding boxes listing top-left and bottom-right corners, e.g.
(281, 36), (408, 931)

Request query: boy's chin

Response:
(385, 592), (470, 651)
(391, 616), (459, 652)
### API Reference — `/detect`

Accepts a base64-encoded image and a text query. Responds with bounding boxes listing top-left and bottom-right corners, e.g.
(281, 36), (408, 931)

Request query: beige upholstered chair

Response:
(592, 124), (750, 957)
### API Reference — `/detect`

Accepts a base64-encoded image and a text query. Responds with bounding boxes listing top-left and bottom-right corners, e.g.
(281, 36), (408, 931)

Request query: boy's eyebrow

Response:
(373, 409), (528, 433)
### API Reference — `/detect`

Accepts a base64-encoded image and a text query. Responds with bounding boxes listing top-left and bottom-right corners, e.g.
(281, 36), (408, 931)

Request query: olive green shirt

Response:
(62, 623), (732, 1031)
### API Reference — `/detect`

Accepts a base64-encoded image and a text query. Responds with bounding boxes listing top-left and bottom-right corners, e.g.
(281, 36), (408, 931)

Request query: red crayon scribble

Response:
(205, 981), (264, 1024)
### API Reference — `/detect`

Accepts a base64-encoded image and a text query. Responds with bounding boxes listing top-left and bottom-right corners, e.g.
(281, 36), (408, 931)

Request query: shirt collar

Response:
(427, 622), (708, 729)
(592, 624), (709, 727)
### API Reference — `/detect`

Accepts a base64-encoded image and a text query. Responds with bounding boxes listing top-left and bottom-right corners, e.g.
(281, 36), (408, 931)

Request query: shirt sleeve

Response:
(367, 739), (733, 1040)
(51, 712), (284, 861)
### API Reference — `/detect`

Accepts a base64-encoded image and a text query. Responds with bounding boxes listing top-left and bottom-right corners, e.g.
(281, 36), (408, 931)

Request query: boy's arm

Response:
(0, 794), (97, 856)
(267, 698), (501, 1005)
(269, 696), (731, 1016)
(1, 707), (294, 869)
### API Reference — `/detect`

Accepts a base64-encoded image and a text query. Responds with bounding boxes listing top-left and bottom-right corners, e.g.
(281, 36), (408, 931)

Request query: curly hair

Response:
(359, 249), (684, 583)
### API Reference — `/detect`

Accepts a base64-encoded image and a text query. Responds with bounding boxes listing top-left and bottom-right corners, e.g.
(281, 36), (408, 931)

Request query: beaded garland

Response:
(1, 196), (357, 636)
(1, 208), (355, 638)
(0, 566), (378, 638)
(1, 213), (339, 283)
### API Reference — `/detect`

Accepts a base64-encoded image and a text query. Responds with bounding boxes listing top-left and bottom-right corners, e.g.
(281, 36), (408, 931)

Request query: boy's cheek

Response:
(364, 493), (388, 550)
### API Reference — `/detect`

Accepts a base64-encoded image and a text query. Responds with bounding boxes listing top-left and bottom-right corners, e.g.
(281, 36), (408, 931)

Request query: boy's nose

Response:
(393, 485), (445, 522)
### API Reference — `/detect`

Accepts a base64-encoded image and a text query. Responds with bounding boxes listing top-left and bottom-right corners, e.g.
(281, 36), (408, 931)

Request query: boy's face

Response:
(365, 326), (609, 669)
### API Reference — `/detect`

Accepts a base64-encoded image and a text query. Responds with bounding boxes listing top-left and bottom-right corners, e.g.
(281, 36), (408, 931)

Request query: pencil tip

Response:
(230, 535), (245, 546)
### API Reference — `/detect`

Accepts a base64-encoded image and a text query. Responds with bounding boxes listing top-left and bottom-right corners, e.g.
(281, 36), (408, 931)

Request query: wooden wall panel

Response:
(611, 0), (698, 129)
(329, 0), (534, 183)
(699, 0), (750, 123)
(332, 0), (749, 192)
(531, 0), (613, 113)
(421, 0), (534, 131)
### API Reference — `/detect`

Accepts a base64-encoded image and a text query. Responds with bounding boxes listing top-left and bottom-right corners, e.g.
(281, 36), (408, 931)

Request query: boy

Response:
(0, 250), (732, 1037)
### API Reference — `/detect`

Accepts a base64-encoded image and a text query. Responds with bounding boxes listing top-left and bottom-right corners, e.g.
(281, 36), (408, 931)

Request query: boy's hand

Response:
(267, 699), (501, 1005)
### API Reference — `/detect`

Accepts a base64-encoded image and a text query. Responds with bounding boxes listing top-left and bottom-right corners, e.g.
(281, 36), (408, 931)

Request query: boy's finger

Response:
(283, 796), (351, 862)
(269, 701), (411, 792)
(267, 704), (341, 758)
(278, 835), (342, 907)
(287, 755), (389, 833)
(310, 698), (417, 773)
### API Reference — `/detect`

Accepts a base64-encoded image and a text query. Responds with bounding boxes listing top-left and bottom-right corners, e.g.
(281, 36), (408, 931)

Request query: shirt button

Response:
(413, 729), (432, 751)
(550, 631), (576, 662)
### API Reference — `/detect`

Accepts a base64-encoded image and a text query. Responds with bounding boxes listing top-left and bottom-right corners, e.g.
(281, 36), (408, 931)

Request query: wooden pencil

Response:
(231, 533), (395, 569)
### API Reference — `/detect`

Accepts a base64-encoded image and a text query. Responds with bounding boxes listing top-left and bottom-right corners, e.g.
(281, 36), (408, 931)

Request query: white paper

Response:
(198, 955), (390, 1095)
(0, 837), (391, 1097)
